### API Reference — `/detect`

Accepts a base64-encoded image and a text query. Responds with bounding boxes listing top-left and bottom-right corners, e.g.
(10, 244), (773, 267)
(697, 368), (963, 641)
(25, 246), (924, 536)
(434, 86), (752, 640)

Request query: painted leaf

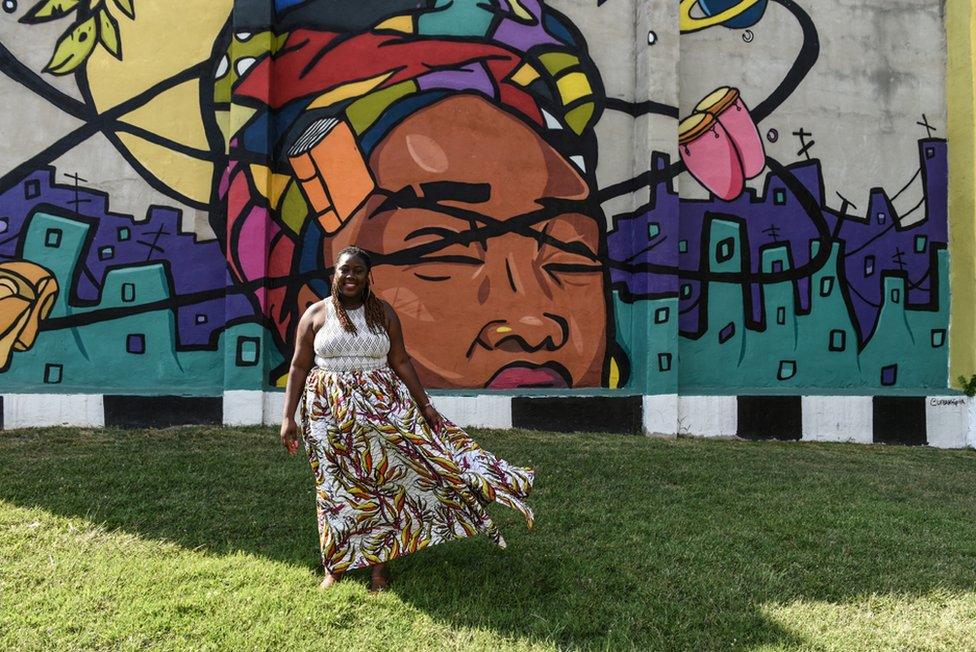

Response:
(19, 0), (79, 24)
(97, 8), (121, 59)
(45, 15), (97, 75)
(112, 0), (134, 19)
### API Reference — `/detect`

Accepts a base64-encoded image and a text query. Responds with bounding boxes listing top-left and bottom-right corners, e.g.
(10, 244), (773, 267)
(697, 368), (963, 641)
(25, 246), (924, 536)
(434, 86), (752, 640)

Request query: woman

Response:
(220, 0), (614, 390)
(278, 245), (535, 590)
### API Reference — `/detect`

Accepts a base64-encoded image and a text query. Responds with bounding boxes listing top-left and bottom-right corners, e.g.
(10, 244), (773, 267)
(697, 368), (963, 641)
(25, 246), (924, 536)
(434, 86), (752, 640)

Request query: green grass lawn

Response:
(1, 427), (975, 651)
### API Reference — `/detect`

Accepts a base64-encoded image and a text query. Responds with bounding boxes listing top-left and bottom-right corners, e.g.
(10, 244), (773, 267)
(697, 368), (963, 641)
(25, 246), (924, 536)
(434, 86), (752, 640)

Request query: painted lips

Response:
(486, 364), (570, 389)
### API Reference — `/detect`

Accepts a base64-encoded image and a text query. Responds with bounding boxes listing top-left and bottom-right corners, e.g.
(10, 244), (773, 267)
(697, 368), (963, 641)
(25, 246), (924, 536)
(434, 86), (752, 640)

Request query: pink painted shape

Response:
(218, 163), (234, 198)
(236, 205), (280, 312)
(237, 205), (278, 281)
(716, 97), (766, 179)
(680, 122), (745, 201)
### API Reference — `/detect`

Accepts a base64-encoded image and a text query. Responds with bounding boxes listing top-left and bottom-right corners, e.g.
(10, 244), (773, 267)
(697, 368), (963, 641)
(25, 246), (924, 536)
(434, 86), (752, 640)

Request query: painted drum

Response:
(679, 112), (744, 201)
(695, 86), (766, 179)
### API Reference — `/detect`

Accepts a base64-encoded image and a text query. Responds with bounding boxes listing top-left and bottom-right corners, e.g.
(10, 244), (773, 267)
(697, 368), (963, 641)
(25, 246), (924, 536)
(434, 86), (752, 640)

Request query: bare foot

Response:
(319, 572), (342, 590)
(369, 564), (390, 592)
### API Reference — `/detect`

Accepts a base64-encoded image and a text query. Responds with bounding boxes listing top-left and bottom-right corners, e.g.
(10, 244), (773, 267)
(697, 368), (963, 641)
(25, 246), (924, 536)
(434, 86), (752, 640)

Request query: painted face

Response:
(328, 95), (609, 389)
(332, 252), (369, 302)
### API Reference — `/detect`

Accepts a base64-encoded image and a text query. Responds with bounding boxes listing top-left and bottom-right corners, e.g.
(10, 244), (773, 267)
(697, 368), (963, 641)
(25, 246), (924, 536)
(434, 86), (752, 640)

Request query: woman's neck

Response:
(336, 295), (364, 310)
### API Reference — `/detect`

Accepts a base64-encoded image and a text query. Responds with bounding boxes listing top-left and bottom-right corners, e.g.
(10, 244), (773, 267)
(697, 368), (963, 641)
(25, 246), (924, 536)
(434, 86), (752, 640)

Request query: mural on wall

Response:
(221, 0), (616, 390)
(0, 0), (951, 395)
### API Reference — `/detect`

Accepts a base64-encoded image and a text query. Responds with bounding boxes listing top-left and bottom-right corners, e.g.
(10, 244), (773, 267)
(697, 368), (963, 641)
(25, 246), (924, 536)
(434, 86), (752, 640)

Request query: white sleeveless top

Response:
(313, 301), (391, 372)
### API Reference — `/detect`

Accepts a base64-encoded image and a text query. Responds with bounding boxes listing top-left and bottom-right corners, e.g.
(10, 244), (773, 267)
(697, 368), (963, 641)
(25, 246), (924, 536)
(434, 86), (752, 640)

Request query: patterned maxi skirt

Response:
(300, 365), (535, 573)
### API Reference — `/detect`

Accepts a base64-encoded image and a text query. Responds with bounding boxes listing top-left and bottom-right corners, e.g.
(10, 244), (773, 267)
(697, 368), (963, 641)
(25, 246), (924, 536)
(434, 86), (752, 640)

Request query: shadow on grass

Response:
(1, 425), (975, 649)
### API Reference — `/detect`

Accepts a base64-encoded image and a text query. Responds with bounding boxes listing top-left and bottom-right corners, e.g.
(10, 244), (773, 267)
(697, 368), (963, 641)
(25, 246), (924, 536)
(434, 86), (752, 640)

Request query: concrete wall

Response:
(0, 0), (965, 442)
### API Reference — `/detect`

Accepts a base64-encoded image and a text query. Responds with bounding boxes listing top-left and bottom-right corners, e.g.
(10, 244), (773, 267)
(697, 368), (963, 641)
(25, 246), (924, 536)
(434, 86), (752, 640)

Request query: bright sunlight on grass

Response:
(1, 427), (975, 650)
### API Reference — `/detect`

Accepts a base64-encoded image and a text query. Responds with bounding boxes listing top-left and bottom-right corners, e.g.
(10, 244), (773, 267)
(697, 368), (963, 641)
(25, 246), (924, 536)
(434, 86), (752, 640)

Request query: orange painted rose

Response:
(0, 261), (58, 371)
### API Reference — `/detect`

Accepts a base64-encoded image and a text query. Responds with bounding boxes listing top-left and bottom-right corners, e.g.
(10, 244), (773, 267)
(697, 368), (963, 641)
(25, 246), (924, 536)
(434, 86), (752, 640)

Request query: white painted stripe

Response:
(261, 392), (298, 426)
(642, 394), (678, 437)
(222, 390), (264, 426)
(2, 394), (104, 428)
(0, 391), (970, 451)
(801, 396), (873, 444)
(968, 400), (976, 449)
(432, 395), (513, 429)
(678, 395), (737, 438)
(924, 396), (970, 449)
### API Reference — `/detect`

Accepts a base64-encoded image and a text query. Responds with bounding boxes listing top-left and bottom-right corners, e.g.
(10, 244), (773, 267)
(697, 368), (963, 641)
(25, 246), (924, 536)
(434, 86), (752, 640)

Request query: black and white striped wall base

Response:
(1, 393), (973, 449)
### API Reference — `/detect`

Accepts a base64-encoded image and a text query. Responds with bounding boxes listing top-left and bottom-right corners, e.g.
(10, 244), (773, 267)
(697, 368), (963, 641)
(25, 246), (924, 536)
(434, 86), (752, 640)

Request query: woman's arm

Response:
(383, 302), (441, 428)
(279, 305), (317, 453)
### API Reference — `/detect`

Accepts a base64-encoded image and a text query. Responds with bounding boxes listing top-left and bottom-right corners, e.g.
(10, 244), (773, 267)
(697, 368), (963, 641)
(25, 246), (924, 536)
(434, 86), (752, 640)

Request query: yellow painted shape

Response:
(275, 373), (287, 388)
(538, 51), (577, 74)
(564, 103), (594, 135)
(947, 0), (976, 387)
(243, 166), (292, 210)
(346, 80), (417, 134)
(119, 79), (210, 151)
(249, 164), (271, 200)
(229, 106), (259, 146)
(375, 14), (414, 33)
(510, 63), (540, 87)
(117, 132), (213, 204)
(280, 180), (310, 235)
(608, 357), (620, 389)
(84, 0), (232, 200)
(269, 172), (292, 209)
(85, 0), (231, 108)
(307, 72), (396, 110)
(556, 71), (592, 104)
(508, 0), (533, 22)
(679, 0), (763, 34)
(214, 109), (231, 152)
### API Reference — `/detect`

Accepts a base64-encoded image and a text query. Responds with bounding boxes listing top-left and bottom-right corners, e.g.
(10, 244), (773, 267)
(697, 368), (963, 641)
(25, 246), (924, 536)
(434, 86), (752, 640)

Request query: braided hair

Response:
(331, 246), (387, 334)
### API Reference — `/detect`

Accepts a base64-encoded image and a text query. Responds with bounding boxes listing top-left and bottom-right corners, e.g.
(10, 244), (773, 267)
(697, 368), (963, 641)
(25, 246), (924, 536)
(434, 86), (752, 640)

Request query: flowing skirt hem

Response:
(301, 366), (534, 573)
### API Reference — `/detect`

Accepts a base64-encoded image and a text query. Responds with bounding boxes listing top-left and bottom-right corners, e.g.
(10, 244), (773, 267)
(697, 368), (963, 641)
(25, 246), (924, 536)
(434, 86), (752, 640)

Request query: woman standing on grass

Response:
(279, 246), (535, 591)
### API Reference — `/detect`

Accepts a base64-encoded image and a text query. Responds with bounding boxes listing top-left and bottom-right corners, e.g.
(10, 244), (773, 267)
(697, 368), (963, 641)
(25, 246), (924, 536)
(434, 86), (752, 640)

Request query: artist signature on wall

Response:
(929, 398), (967, 407)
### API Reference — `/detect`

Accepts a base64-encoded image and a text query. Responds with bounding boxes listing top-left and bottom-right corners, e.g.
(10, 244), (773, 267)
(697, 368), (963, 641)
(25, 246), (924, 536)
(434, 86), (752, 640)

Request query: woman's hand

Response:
(280, 418), (300, 455)
(420, 403), (443, 431)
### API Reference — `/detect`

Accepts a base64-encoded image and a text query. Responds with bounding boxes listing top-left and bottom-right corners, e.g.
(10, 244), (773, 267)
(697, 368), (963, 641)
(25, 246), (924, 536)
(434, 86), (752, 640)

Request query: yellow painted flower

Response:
(0, 261), (58, 370)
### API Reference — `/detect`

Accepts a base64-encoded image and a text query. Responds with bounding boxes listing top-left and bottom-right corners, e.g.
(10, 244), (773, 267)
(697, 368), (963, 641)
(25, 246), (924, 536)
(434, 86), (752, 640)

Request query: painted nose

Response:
(477, 314), (568, 353)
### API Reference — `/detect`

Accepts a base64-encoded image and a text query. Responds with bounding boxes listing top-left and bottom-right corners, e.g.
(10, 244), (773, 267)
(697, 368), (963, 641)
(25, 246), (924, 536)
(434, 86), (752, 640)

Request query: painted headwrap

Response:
(221, 0), (604, 330)
(233, 0), (603, 162)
